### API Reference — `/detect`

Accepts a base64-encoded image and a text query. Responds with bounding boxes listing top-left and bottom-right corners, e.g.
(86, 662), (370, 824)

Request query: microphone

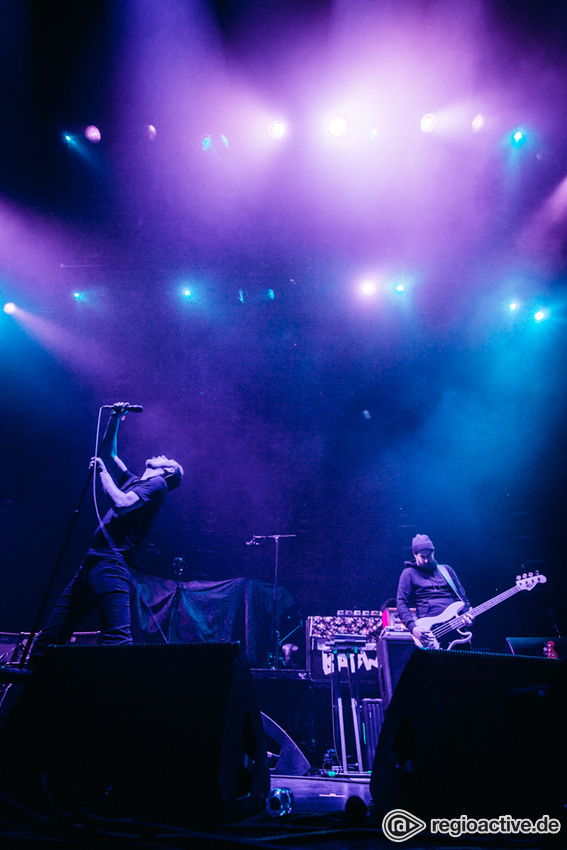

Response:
(246, 536), (266, 546)
(102, 403), (144, 413)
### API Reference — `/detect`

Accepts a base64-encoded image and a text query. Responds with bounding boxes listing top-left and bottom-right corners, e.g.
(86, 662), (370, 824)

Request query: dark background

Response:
(0, 0), (566, 652)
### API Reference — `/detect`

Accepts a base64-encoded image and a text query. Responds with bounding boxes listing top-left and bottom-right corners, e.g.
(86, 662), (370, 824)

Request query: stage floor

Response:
(0, 770), (558, 849)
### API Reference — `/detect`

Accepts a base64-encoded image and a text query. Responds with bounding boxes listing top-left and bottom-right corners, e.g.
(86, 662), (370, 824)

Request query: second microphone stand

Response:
(248, 533), (295, 668)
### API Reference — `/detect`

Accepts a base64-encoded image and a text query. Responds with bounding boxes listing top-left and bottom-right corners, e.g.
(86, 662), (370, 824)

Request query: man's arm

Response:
(92, 457), (140, 511)
(98, 406), (129, 483)
(397, 568), (436, 647)
(396, 569), (417, 632)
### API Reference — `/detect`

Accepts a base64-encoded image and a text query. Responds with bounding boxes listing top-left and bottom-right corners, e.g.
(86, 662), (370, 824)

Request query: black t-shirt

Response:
(86, 469), (167, 567)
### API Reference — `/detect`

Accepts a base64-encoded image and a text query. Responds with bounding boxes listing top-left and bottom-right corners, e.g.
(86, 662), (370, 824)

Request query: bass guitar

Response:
(412, 572), (547, 650)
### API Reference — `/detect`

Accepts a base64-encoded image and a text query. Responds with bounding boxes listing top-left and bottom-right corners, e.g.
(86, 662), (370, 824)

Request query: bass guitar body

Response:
(414, 602), (472, 650)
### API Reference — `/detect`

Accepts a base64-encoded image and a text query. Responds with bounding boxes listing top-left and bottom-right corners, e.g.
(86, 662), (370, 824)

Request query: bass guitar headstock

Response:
(515, 571), (547, 592)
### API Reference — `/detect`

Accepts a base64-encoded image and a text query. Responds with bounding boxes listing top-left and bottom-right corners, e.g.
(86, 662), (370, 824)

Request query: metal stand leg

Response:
(347, 650), (364, 772)
(332, 648), (349, 773)
(330, 639), (367, 774)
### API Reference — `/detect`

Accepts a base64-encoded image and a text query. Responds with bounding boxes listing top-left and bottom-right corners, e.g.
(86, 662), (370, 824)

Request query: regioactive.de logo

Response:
(382, 808), (427, 842)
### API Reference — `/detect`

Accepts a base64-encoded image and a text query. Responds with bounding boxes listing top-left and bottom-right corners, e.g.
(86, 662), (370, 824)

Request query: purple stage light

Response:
(3, 302), (16, 314)
(269, 121), (285, 139)
(420, 114), (436, 134)
(85, 125), (101, 144)
(361, 280), (378, 296)
(472, 113), (485, 133)
(329, 116), (347, 137)
(147, 124), (157, 141)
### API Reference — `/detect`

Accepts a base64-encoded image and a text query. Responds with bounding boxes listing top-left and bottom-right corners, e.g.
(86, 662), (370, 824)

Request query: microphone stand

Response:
(18, 414), (115, 667)
(248, 533), (296, 669)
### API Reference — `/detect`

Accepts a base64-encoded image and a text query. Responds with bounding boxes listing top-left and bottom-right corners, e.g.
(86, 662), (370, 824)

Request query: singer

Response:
(396, 533), (473, 648)
(31, 403), (183, 660)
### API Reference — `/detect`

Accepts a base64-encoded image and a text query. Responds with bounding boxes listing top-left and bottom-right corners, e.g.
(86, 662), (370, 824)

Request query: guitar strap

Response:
(437, 563), (464, 602)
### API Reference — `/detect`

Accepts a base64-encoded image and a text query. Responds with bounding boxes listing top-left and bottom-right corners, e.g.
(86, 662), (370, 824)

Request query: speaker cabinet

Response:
(370, 649), (567, 820)
(377, 634), (416, 710)
(0, 642), (269, 824)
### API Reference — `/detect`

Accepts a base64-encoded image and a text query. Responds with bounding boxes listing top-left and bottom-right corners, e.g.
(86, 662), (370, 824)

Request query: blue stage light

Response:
(510, 128), (528, 148)
(534, 309), (546, 322)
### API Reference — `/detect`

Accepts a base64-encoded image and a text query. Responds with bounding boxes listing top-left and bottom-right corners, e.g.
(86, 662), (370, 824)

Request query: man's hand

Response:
(110, 402), (130, 417)
(90, 457), (108, 476)
(412, 625), (437, 648)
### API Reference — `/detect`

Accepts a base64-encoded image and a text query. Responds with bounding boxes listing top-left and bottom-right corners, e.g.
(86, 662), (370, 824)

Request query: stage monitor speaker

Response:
(0, 642), (270, 824)
(377, 634), (416, 710)
(370, 649), (567, 820)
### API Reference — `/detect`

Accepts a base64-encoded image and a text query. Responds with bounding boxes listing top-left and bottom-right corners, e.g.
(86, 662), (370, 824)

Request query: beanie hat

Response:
(412, 534), (435, 555)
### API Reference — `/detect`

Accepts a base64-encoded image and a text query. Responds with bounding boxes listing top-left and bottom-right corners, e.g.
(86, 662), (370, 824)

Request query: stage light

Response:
(395, 283), (404, 292)
(269, 121), (285, 139)
(534, 309), (546, 322)
(472, 113), (485, 133)
(202, 136), (213, 151)
(63, 133), (76, 145)
(73, 291), (84, 301)
(329, 116), (347, 137)
(147, 124), (157, 141)
(3, 302), (17, 314)
(267, 289), (275, 300)
(85, 125), (101, 144)
(361, 280), (378, 296)
(183, 288), (194, 298)
(370, 128), (378, 139)
(221, 134), (229, 148)
(510, 128), (528, 148)
(509, 302), (518, 311)
(420, 113), (436, 134)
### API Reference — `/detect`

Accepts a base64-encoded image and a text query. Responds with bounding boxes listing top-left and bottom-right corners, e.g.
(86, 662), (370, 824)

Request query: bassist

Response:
(396, 534), (474, 649)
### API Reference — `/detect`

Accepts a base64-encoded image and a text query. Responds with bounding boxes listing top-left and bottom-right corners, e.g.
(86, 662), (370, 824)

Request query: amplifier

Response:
(307, 614), (382, 642)
(381, 607), (416, 632)
(309, 639), (380, 683)
(306, 615), (383, 683)
(377, 633), (416, 710)
(9, 631), (101, 662)
(0, 633), (22, 665)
